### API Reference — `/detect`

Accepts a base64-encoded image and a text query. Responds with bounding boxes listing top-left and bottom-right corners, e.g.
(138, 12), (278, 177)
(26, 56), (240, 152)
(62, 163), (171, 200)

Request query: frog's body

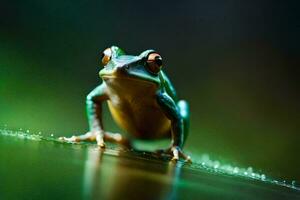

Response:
(60, 46), (190, 161)
(105, 75), (171, 139)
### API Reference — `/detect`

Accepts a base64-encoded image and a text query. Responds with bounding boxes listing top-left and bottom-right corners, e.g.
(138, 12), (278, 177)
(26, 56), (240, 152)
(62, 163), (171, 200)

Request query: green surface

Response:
(0, 130), (299, 200)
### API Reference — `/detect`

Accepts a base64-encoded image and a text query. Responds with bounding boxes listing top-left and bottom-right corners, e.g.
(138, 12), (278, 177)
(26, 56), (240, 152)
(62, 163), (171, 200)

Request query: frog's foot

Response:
(156, 146), (192, 163)
(59, 131), (105, 147)
(58, 135), (81, 142)
(59, 131), (131, 149)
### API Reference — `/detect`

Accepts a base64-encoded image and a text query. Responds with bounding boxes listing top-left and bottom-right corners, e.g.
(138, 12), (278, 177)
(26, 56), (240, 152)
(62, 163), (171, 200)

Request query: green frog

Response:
(60, 46), (191, 161)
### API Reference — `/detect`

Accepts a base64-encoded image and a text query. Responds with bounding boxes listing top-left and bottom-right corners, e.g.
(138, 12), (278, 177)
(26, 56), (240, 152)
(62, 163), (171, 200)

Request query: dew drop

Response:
(233, 167), (239, 174)
(247, 167), (253, 173)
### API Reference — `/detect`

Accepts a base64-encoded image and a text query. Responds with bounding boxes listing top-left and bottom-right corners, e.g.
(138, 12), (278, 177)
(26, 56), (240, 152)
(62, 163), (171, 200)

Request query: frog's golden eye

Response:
(146, 53), (162, 74)
(101, 48), (112, 66)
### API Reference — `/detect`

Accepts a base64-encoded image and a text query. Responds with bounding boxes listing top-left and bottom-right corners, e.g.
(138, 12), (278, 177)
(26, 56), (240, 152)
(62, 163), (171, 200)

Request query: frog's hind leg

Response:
(177, 100), (190, 146)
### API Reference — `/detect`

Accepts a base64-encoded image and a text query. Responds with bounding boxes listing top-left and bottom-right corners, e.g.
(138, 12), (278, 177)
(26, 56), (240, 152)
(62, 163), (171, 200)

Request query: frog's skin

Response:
(60, 46), (190, 161)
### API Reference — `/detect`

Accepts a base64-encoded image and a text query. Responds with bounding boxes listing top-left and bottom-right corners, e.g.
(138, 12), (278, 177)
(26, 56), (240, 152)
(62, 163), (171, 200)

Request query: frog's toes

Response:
(97, 142), (106, 148)
(96, 134), (106, 148)
(58, 136), (80, 143)
(171, 146), (192, 163)
(171, 148), (179, 161)
(183, 155), (192, 163)
(155, 147), (191, 162)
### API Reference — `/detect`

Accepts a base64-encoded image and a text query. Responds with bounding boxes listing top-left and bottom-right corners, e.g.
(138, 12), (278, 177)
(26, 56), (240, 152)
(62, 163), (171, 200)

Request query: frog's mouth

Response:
(100, 68), (160, 86)
(101, 74), (159, 86)
(101, 74), (117, 79)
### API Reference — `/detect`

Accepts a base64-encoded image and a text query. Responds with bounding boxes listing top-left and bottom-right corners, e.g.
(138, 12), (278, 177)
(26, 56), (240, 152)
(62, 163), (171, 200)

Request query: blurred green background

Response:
(0, 0), (299, 182)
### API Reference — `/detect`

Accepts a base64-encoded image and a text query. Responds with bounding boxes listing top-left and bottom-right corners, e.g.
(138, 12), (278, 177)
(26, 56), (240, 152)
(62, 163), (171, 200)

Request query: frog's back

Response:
(104, 75), (172, 139)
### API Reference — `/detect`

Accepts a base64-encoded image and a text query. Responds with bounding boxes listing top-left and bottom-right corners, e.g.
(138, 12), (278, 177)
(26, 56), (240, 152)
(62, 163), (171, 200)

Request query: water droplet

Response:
(261, 174), (266, 180)
(213, 161), (220, 169)
(282, 180), (287, 186)
(247, 167), (253, 173)
(233, 167), (239, 173)
(51, 134), (54, 137)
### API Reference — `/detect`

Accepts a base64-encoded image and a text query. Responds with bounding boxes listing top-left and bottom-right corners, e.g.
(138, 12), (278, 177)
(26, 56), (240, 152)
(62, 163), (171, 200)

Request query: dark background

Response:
(0, 0), (299, 181)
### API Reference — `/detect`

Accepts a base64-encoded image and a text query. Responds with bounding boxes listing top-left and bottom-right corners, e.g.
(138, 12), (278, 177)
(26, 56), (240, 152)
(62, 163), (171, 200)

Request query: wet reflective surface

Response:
(0, 131), (299, 200)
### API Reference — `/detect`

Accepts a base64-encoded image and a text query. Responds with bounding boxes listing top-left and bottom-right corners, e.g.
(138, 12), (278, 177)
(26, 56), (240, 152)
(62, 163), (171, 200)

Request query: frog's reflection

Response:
(83, 147), (182, 200)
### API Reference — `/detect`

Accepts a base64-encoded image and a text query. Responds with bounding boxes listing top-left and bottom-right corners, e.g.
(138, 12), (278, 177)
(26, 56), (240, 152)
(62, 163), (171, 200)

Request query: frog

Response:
(59, 46), (191, 161)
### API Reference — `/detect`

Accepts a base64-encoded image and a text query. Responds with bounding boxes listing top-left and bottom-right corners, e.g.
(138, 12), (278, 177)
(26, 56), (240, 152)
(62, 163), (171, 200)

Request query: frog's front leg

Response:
(59, 83), (131, 148)
(156, 92), (191, 162)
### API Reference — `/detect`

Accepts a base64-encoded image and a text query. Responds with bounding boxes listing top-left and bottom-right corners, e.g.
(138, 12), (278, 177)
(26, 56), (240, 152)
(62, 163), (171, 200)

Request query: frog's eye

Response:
(101, 48), (112, 66)
(146, 53), (163, 74)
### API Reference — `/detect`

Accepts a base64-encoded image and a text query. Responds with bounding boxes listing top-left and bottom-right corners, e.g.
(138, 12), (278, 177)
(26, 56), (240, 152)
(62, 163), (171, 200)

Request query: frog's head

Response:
(99, 46), (163, 85)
